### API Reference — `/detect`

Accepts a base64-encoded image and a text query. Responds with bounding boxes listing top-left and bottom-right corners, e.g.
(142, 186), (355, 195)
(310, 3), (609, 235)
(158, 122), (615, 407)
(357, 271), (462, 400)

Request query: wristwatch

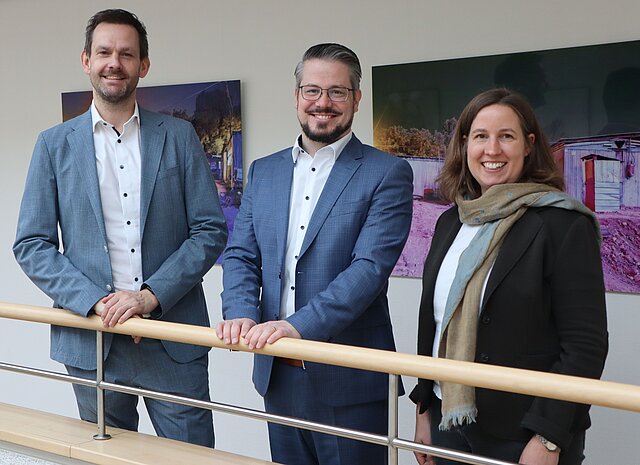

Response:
(536, 434), (561, 453)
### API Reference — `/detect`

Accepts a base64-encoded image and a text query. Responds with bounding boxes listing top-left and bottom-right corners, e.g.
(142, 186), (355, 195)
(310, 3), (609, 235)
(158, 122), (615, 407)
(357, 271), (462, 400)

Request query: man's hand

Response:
(414, 404), (435, 465)
(244, 320), (301, 350)
(96, 289), (158, 327)
(519, 435), (560, 465)
(216, 318), (257, 345)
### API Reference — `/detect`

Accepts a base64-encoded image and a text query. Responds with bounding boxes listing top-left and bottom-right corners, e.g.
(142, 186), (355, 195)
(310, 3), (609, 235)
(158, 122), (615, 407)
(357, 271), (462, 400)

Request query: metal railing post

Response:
(388, 373), (399, 465)
(93, 330), (111, 440)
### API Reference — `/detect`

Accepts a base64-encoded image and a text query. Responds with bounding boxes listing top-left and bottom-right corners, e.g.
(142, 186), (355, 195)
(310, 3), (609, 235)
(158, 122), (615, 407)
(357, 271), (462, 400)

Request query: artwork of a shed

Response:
(551, 134), (640, 212)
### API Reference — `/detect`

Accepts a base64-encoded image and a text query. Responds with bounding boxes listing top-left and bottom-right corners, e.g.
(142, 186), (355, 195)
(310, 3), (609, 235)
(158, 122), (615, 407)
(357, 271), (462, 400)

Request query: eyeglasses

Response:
(298, 85), (354, 102)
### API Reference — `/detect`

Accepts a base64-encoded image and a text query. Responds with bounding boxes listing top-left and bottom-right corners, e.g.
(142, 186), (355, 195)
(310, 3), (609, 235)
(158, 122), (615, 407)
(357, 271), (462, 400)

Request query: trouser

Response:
(66, 333), (214, 448)
(264, 359), (388, 465)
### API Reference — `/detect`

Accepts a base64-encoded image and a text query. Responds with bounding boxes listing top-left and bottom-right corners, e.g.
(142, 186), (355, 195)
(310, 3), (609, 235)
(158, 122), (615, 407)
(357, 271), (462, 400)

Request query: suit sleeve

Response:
(13, 133), (107, 316)
(286, 157), (413, 341)
(142, 125), (228, 316)
(521, 213), (608, 450)
(220, 160), (262, 323)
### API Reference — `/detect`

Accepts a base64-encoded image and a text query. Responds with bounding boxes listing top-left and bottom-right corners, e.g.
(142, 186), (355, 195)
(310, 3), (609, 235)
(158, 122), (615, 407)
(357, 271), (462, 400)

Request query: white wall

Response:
(1, 1), (638, 464)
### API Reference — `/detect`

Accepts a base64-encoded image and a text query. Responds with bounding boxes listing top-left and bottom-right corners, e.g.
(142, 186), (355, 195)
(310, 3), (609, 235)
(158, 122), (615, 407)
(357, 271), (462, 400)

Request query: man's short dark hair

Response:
(294, 43), (362, 90)
(84, 9), (148, 59)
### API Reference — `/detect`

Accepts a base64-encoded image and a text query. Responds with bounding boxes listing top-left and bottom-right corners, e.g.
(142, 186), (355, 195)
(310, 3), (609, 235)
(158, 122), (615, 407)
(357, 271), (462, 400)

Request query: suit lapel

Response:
(273, 151), (294, 263)
(67, 111), (107, 240)
(298, 137), (362, 258)
(482, 210), (542, 311)
(138, 109), (166, 236)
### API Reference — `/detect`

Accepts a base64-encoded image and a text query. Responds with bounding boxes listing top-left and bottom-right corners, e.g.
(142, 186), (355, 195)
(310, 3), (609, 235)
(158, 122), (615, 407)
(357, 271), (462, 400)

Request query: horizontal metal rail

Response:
(0, 360), (515, 464)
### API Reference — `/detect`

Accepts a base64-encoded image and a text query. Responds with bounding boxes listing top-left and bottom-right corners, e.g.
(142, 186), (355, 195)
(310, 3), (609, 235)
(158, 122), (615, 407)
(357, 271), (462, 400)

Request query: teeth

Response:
(314, 115), (333, 120)
(483, 162), (505, 169)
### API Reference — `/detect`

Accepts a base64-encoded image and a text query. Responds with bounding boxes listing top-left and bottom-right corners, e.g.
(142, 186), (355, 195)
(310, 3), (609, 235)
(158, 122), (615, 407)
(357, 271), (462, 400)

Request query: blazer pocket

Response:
(156, 165), (180, 179)
(328, 199), (369, 218)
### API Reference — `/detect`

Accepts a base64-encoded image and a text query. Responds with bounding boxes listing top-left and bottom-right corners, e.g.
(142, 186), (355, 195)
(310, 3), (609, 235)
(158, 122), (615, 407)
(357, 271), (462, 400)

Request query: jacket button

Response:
(479, 353), (490, 362)
(481, 315), (491, 324)
(106, 284), (112, 292)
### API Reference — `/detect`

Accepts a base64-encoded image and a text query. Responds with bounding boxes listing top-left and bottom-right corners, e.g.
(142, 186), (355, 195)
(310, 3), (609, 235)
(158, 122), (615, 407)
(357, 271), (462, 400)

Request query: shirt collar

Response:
(291, 131), (353, 163)
(90, 101), (140, 133)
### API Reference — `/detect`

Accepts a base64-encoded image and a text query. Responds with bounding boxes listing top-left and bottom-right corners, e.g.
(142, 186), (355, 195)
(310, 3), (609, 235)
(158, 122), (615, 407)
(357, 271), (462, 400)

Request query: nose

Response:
(317, 89), (332, 104)
(107, 52), (122, 69)
(484, 136), (501, 155)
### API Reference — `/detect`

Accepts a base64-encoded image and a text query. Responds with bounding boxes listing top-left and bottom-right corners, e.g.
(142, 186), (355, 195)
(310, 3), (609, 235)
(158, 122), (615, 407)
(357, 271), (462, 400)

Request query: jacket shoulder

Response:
(525, 206), (596, 236)
(359, 141), (408, 166)
(39, 112), (87, 141)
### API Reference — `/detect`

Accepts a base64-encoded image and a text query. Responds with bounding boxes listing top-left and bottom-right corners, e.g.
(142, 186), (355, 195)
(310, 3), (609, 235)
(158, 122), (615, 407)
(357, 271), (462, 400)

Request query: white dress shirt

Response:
(279, 132), (353, 320)
(91, 103), (143, 292)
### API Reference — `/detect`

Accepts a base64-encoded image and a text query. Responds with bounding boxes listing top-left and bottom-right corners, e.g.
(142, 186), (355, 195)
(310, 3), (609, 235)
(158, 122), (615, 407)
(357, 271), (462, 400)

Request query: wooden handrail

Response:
(2, 301), (639, 414)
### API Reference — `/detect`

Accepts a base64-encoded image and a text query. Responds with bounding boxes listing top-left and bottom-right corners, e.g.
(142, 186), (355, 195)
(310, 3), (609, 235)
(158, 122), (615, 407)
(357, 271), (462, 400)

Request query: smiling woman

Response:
(410, 89), (608, 465)
(466, 103), (535, 193)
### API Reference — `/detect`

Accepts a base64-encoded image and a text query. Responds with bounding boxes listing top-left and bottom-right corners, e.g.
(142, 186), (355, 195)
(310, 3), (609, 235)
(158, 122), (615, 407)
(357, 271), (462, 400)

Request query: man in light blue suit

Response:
(218, 43), (413, 464)
(13, 9), (227, 447)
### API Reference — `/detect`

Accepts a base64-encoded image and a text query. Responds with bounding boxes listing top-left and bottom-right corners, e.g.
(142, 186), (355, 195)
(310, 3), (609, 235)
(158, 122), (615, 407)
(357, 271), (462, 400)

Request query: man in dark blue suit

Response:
(218, 43), (413, 464)
(13, 9), (227, 447)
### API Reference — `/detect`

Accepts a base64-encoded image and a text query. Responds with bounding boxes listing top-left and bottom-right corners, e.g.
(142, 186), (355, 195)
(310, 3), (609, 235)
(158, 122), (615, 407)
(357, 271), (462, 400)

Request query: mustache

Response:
(306, 107), (341, 115)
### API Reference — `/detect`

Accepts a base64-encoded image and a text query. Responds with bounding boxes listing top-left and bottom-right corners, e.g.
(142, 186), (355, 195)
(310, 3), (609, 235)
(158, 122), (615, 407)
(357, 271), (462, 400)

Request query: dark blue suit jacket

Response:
(222, 135), (413, 407)
(14, 108), (228, 369)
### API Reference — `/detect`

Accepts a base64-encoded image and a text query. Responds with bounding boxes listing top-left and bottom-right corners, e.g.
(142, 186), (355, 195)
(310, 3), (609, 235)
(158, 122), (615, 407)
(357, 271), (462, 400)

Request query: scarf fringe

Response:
(439, 405), (478, 431)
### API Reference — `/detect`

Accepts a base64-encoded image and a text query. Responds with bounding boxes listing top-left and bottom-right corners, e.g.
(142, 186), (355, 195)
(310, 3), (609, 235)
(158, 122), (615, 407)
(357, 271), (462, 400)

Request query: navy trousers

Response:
(264, 360), (388, 465)
(429, 397), (585, 465)
(66, 334), (214, 448)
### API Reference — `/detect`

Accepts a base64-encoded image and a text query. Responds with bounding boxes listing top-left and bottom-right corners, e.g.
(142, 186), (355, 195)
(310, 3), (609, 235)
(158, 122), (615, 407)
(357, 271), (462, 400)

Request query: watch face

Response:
(537, 434), (559, 452)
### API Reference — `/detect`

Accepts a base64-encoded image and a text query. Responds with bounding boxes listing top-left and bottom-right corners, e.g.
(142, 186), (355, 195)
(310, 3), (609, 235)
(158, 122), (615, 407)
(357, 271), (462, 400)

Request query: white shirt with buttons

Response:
(91, 103), (143, 293)
(278, 132), (352, 320)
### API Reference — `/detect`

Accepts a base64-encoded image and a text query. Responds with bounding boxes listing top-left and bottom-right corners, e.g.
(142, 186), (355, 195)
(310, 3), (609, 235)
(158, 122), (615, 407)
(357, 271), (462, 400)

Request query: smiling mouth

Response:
(482, 162), (506, 169)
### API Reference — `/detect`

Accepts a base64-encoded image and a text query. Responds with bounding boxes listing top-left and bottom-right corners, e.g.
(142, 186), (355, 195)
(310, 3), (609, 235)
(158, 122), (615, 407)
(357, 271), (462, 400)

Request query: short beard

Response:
(300, 114), (354, 145)
(95, 84), (134, 104)
(91, 74), (136, 105)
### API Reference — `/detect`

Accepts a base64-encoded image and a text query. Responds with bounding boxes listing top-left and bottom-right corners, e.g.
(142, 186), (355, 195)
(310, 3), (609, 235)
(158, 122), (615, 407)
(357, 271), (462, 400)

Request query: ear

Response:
(81, 50), (91, 75)
(526, 133), (535, 155)
(352, 89), (362, 112)
(294, 87), (300, 109)
(139, 57), (150, 79)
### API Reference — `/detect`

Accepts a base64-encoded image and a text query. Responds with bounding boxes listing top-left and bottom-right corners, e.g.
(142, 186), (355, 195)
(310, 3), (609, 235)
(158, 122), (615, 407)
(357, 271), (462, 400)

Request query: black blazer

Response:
(410, 205), (608, 450)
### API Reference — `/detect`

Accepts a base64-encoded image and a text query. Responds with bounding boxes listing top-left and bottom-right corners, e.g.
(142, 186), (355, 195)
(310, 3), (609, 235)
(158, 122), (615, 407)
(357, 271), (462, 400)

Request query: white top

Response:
(91, 103), (143, 292)
(432, 222), (493, 398)
(279, 132), (352, 320)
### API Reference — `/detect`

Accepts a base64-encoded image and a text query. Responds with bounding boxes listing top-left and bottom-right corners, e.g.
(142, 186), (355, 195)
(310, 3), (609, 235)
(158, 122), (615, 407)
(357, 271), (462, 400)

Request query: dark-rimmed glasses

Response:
(298, 85), (354, 102)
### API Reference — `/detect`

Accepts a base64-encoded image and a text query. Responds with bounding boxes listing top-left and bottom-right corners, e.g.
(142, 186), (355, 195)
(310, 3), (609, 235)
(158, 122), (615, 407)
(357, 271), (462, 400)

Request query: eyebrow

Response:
(470, 127), (517, 134)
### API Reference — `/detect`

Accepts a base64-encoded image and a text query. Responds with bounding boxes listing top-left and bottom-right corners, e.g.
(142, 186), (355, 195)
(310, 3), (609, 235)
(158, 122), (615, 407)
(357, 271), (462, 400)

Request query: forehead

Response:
(471, 104), (522, 130)
(91, 22), (140, 51)
(301, 59), (351, 86)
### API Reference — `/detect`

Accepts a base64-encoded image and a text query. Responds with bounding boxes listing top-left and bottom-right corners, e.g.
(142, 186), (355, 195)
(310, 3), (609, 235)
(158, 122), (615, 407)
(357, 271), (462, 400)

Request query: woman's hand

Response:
(414, 404), (436, 465)
(519, 435), (560, 465)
